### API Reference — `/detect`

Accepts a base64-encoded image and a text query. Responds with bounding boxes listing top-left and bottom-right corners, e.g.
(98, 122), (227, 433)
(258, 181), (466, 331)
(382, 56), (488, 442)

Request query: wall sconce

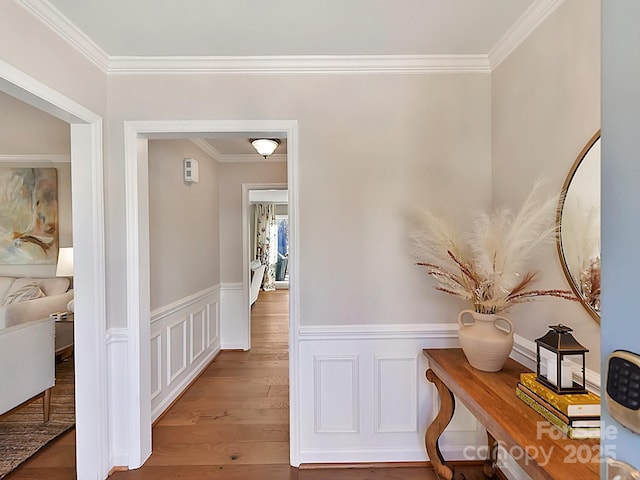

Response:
(251, 138), (280, 158)
(535, 324), (588, 394)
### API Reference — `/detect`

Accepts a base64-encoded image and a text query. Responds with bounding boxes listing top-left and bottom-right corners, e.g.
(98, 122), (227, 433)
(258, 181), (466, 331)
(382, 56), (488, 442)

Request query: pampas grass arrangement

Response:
(411, 182), (577, 314)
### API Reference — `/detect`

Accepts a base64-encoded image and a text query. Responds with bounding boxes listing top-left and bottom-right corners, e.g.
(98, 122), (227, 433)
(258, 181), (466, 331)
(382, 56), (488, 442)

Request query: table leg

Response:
(425, 368), (456, 480)
(483, 431), (497, 478)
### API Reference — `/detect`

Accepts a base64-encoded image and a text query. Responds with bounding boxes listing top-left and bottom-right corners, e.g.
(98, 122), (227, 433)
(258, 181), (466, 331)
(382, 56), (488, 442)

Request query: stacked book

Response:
(516, 372), (601, 439)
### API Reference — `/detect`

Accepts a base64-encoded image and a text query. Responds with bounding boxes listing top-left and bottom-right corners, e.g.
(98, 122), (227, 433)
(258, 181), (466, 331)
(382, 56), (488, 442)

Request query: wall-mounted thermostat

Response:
(184, 158), (199, 183)
(606, 350), (640, 434)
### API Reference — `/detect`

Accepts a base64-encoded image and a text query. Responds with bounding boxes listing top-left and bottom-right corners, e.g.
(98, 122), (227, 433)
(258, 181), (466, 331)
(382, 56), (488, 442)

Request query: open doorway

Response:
(124, 120), (299, 467)
(248, 188), (289, 310)
(0, 61), (108, 478)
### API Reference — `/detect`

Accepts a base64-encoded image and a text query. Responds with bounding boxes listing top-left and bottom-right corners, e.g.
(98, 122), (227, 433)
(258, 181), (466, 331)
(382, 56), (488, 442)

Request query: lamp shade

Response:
(251, 138), (280, 158)
(56, 247), (74, 277)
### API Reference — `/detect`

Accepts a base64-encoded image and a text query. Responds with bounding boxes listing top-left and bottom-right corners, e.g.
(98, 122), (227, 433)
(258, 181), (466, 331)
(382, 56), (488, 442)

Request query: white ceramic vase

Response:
(457, 309), (514, 372)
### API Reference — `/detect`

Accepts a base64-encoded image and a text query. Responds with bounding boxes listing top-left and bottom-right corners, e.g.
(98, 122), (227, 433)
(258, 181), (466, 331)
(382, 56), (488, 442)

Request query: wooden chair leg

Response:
(483, 431), (498, 478)
(43, 388), (52, 422)
(425, 368), (456, 480)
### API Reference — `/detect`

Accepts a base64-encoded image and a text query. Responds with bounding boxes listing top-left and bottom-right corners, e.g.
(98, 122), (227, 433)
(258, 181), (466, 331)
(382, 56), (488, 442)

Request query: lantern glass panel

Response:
(538, 346), (556, 384)
(562, 353), (585, 388)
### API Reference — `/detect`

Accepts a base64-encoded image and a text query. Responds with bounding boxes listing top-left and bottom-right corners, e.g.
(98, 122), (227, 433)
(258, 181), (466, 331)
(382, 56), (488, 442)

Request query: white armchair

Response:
(0, 317), (55, 421)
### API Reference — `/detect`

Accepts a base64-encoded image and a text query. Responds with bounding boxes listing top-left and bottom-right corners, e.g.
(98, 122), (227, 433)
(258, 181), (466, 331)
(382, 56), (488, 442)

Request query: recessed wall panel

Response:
(150, 332), (162, 400)
(167, 317), (187, 384)
(314, 356), (359, 433)
(376, 356), (418, 432)
(190, 308), (206, 363)
(207, 301), (220, 347)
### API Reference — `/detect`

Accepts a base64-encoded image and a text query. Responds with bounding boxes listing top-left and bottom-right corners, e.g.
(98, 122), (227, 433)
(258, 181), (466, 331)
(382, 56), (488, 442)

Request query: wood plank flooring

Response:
(6, 289), (490, 480)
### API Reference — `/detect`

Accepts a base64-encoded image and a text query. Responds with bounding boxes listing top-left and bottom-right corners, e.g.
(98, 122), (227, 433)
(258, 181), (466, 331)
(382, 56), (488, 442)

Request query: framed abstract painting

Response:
(0, 168), (58, 264)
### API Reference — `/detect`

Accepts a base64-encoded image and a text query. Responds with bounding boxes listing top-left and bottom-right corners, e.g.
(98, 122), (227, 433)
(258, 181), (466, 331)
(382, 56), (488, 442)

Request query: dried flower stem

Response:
(411, 182), (578, 314)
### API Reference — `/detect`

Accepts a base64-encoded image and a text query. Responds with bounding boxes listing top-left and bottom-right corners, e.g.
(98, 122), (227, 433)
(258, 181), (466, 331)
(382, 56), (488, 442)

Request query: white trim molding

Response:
(124, 119), (300, 468)
(299, 323), (458, 341)
(488, 0), (566, 69)
(107, 328), (129, 468)
(0, 58), (109, 478)
(15, 0), (110, 72)
(107, 54), (490, 75)
(219, 153), (287, 163)
(17, 0), (563, 75)
(0, 154), (70, 163)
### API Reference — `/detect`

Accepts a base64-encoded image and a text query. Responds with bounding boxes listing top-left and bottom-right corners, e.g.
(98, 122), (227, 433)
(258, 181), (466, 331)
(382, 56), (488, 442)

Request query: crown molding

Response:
(17, 0), (561, 75)
(16, 0), (110, 72)
(218, 154), (287, 163)
(190, 138), (222, 162)
(107, 54), (491, 75)
(0, 154), (70, 163)
(488, 0), (565, 70)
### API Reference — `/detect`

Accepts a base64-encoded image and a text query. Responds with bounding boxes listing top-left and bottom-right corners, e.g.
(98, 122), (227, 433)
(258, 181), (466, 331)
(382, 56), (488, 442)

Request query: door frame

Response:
(123, 120), (300, 467)
(242, 183), (288, 350)
(0, 60), (108, 478)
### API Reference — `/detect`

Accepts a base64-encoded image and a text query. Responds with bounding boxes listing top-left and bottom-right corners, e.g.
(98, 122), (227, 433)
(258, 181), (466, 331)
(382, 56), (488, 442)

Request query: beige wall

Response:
(491, 0), (601, 371)
(0, 91), (71, 154)
(0, 0), (600, 359)
(219, 163), (288, 283)
(148, 140), (220, 310)
(106, 73), (492, 328)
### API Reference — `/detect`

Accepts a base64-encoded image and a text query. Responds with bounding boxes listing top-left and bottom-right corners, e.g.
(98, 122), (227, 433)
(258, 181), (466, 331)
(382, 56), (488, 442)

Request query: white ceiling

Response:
(43, 0), (534, 58)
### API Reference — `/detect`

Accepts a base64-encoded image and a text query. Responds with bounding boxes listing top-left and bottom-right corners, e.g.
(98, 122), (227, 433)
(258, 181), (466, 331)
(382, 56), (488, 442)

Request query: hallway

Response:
(112, 289), (291, 479)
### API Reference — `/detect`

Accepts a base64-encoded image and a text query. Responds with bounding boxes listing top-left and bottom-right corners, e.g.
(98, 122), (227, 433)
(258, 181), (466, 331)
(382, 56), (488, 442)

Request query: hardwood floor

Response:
(7, 289), (490, 480)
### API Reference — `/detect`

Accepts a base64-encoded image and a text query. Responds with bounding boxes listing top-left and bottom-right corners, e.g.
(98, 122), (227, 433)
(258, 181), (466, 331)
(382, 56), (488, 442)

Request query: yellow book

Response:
(515, 388), (600, 439)
(520, 372), (600, 417)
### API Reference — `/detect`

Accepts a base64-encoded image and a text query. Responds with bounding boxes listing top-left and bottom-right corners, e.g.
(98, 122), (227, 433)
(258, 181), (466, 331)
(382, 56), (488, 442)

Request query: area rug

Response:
(0, 358), (75, 479)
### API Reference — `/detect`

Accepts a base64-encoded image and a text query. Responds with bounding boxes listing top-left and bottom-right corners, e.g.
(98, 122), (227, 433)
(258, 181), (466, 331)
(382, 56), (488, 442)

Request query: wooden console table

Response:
(423, 348), (599, 480)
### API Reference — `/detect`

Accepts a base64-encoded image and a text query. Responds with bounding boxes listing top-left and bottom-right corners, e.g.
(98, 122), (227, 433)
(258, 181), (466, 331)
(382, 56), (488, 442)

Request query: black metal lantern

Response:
(535, 324), (588, 394)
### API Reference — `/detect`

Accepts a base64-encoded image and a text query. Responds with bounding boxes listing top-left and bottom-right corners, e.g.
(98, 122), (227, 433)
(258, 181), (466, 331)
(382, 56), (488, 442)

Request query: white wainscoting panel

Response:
(150, 332), (162, 401)
(190, 307), (206, 364)
(375, 356), (418, 433)
(207, 301), (220, 348)
(150, 285), (221, 421)
(297, 323), (486, 464)
(219, 282), (249, 350)
(314, 356), (359, 433)
(167, 317), (188, 384)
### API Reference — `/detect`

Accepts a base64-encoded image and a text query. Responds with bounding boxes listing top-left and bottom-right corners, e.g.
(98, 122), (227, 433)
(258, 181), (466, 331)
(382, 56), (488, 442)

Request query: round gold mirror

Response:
(557, 131), (601, 323)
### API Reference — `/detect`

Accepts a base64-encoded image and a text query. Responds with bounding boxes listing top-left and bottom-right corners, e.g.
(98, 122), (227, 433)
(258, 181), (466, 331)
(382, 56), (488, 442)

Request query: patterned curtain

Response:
(255, 203), (277, 291)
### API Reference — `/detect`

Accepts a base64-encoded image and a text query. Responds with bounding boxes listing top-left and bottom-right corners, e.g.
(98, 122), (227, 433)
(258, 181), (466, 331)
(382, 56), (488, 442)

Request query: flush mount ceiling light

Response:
(251, 138), (280, 158)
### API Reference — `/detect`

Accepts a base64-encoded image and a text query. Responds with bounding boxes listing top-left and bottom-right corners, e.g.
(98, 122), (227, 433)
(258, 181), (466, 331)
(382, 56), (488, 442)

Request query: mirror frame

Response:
(556, 130), (601, 324)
